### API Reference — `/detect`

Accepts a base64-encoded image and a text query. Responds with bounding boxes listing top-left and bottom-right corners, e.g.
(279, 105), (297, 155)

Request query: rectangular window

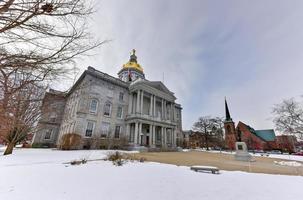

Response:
(104, 102), (112, 117)
(101, 122), (110, 138)
(44, 129), (52, 140)
(89, 99), (98, 113)
(116, 106), (123, 119)
(114, 126), (121, 138)
(85, 121), (95, 137)
(119, 92), (124, 101)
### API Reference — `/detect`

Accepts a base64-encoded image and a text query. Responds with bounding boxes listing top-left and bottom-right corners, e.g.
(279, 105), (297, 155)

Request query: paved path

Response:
(136, 151), (303, 176)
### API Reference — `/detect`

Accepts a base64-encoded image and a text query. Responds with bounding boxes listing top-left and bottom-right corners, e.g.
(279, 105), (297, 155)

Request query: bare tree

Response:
(0, 0), (105, 155)
(211, 117), (224, 150)
(192, 116), (223, 150)
(1, 78), (44, 155)
(273, 98), (303, 139)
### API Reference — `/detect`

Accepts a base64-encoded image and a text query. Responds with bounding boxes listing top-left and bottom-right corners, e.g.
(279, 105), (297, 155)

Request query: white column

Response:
(170, 103), (173, 121)
(126, 124), (130, 138)
(173, 128), (177, 147)
(163, 127), (167, 147)
(161, 127), (164, 147)
(164, 100), (167, 120)
(161, 99), (164, 119)
(149, 95), (153, 116)
(139, 122), (142, 145)
(136, 90), (140, 114)
(134, 122), (138, 144)
(153, 96), (156, 117)
(140, 90), (144, 114)
(153, 125), (156, 146)
(149, 124), (153, 146)
(128, 93), (133, 114)
(172, 104), (175, 121)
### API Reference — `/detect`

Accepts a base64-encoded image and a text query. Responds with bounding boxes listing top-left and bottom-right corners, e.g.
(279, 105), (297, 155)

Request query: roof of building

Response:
(67, 66), (130, 96)
(225, 98), (232, 122)
(254, 129), (276, 142)
(240, 122), (276, 142)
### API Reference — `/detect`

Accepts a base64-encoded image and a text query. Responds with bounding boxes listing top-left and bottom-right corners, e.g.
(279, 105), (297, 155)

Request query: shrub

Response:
(31, 143), (52, 148)
(59, 133), (82, 150)
(106, 151), (126, 166)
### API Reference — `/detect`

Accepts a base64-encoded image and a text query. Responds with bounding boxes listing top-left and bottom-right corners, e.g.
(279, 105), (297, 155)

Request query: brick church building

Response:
(224, 99), (278, 151)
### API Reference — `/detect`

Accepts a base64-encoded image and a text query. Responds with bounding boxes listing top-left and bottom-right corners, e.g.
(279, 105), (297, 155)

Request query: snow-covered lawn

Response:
(254, 153), (303, 162)
(189, 148), (303, 162)
(1, 149), (303, 200)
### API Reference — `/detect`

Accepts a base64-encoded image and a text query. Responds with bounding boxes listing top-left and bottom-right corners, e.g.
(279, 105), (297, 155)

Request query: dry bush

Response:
(106, 151), (124, 166)
(59, 133), (82, 150)
(105, 151), (147, 166)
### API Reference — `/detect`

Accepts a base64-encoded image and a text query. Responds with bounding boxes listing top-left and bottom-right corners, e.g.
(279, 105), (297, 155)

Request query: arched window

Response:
(103, 102), (112, 116)
(89, 99), (98, 113)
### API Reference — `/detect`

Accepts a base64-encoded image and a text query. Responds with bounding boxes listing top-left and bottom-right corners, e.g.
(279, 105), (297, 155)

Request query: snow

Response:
(1, 149), (303, 200)
(190, 149), (303, 162)
(256, 153), (303, 162)
(274, 161), (302, 167)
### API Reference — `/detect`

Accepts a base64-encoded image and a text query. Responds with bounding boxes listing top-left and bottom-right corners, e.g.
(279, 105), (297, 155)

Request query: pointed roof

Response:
(239, 121), (276, 142)
(225, 98), (232, 121)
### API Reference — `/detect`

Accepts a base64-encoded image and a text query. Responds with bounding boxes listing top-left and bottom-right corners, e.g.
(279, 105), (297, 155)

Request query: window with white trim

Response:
(44, 129), (52, 140)
(119, 92), (124, 101)
(101, 122), (110, 138)
(114, 126), (121, 138)
(116, 106), (123, 119)
(85, 121), (95, 137)
(103, 102), (112, 117)
(89, 99), (98, 113)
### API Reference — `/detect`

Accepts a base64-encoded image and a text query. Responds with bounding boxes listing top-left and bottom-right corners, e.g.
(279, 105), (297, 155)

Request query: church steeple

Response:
(224, 97), (236, 150)
(225, 98), (232, 121)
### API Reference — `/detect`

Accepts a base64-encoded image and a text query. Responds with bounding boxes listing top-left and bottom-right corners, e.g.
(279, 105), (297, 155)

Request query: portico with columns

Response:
(125, 81), (178, 148)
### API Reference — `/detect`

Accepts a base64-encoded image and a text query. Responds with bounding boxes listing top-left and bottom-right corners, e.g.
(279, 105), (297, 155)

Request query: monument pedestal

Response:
(234, 142), (253, 162)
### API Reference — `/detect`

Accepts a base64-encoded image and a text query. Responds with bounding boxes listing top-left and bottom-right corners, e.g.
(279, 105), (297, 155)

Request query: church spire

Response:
(225, 97), (232, 121)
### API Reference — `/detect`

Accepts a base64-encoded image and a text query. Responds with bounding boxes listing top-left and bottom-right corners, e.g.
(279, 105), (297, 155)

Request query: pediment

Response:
(147, 81), (173, 94)
(130, 79), (176, 100)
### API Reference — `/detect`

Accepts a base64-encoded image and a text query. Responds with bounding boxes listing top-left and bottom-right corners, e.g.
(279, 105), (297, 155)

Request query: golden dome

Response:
(123, 62), (143, 72)
(122, 49), (144, 72)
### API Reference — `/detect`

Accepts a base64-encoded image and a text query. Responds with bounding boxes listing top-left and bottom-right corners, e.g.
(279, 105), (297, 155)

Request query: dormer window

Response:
(89, 99), (98, 113)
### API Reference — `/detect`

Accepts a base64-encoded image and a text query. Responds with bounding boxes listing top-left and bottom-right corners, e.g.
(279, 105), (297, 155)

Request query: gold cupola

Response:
(122, 49), (144, 72)
(118, 49), (145, 82)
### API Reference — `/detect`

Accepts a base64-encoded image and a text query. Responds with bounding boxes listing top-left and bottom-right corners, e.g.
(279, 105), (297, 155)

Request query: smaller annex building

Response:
(224, 99), (278, 151)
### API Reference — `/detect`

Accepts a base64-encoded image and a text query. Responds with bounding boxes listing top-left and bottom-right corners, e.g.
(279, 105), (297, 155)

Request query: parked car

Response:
(268, 150), (282, 154)
(292, 152), (303, 156)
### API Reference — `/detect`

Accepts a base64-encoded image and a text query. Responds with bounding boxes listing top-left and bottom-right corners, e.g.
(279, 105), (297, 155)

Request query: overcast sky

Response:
(54, 0), (303, 131)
